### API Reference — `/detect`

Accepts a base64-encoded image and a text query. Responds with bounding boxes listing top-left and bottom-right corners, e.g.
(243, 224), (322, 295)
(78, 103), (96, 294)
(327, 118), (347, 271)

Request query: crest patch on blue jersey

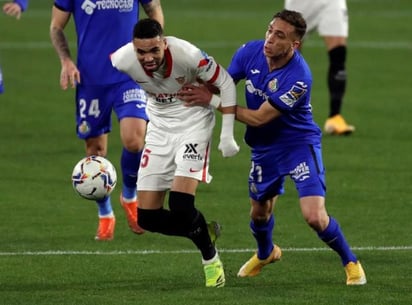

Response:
(279, 81), (307, 107)
(268, 78), (278, 92)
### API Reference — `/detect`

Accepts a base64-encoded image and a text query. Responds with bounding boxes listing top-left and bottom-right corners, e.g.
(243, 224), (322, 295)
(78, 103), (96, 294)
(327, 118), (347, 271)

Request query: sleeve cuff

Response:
(210, 94), (221, 108)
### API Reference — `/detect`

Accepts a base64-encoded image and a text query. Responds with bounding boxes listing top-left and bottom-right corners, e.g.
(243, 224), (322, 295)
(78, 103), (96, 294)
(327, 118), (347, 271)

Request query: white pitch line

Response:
(0, 246), (411, 256)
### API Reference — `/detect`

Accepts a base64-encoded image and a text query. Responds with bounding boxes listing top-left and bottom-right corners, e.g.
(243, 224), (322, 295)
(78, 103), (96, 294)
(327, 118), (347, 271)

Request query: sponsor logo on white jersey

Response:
(81, 0), (133, 15)
(148, 92), (179, 104)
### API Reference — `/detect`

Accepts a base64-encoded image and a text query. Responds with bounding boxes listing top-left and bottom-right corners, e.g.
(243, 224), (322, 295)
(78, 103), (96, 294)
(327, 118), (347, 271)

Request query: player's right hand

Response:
(60, 60), (81, 90)
(178, 83), (212, 107)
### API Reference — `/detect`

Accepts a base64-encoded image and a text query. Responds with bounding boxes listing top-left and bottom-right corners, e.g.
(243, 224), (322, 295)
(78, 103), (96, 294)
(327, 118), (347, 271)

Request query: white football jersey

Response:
(111, 36), (233, 132)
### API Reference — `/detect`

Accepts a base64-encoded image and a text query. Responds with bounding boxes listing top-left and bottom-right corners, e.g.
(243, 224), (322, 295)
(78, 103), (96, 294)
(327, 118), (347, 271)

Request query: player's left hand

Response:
(60, 59), (81, 90)
(218, 137), (240, 157)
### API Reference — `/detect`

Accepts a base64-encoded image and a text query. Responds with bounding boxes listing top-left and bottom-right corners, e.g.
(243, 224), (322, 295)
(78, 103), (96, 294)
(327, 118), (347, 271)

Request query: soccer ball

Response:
(71, 155), (117, 200)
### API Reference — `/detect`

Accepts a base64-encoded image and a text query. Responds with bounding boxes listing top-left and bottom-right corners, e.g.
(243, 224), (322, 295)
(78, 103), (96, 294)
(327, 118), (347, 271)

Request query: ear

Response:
(292, 40), (301, 50)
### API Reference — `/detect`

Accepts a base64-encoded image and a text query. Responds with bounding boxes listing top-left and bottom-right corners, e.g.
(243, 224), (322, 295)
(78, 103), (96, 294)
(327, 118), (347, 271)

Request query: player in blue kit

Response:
(178, 9), (366, 285)
(1, 0), (29, 94)
(49, 0), (164, 240)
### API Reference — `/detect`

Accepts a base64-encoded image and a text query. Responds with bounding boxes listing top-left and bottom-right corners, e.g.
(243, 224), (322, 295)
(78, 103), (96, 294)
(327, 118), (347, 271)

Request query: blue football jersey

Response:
(54, 0), (152, 85)
(228, 40), (322, 149)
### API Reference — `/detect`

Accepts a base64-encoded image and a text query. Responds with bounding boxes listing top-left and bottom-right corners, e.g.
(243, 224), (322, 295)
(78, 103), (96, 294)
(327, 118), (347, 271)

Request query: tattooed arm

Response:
(49, 5), (80, 89)
(141, 0), (164, 28)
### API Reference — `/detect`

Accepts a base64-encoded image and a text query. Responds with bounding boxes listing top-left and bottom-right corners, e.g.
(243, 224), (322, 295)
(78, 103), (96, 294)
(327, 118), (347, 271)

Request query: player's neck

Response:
(267, 51), (294, 71)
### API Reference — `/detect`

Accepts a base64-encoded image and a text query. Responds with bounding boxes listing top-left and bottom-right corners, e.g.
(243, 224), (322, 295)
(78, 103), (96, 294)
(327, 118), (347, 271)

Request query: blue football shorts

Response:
(248, 143), (326, 201)
(75, 80), (148, 139)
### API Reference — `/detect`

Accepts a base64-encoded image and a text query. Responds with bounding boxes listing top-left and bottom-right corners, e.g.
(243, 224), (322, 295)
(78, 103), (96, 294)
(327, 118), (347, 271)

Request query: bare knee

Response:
(250, 199), (274, 224)
(120, 118), (146, 152)
(122, 136), (145, 152)
(304, 213), (329, 232)
(300, 196), (329, 232)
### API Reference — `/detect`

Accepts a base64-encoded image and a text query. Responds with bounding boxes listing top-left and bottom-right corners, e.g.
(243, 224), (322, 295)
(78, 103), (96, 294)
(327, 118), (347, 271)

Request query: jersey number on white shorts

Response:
(140, 148), (151, 168)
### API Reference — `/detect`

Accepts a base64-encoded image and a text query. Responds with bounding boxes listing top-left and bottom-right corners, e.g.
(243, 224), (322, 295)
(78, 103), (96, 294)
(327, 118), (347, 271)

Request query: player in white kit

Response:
(111, 18), (239, 288)
(285, 0), (355, 135)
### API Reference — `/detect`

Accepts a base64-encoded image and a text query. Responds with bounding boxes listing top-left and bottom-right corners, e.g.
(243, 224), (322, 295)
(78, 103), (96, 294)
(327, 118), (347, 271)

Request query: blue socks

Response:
(251, 214), (275, 260)
(96, 197), (113, 217)
(250, 214), (357, 265)
(95, 148), (141, 216)
(120, 148), (142, 200)
(318, 216), (357, 266)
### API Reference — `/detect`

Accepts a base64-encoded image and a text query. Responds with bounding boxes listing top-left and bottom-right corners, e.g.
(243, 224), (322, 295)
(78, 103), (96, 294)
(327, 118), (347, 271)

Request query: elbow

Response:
(250, 120), (266, 127)
(236, 107), (273, 127)
(238, 116), (265, 127)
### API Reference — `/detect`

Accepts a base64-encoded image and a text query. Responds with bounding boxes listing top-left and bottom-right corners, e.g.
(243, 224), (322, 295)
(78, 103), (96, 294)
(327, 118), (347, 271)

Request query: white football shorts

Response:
(285, 0), (349, 37)
(137, 122), (214, 191)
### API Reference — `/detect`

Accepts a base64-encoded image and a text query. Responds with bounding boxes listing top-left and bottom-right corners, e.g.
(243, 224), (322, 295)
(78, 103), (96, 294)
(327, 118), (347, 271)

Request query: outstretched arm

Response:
(178, 84), (281, 127)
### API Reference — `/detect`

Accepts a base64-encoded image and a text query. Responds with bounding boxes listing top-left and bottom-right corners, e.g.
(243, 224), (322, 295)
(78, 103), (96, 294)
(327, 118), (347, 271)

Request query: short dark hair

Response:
(133, 18), (163, 39)
(273, 9), (307, 39)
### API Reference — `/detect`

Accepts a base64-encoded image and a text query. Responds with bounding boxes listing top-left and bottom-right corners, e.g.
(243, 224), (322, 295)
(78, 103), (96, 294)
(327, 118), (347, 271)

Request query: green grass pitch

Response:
(1, 1), (411, 304)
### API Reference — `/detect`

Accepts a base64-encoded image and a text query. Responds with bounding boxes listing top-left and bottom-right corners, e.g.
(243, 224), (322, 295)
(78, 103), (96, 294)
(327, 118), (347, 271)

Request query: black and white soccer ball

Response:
(71, 155), (117, 200)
